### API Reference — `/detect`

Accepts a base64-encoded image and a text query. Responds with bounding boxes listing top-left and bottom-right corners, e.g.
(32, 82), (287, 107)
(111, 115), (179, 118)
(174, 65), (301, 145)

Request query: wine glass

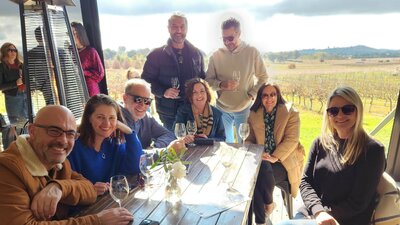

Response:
(186, 120), (197, 147)
(232, 71), (240, 91)
(139, 153), (155, 193)
(220, 147), (233, 168)
(174, 123), (186, 140)
(220, 147), (236, 192)
(109, 175), (129, 208)
(171, 77), (180, 89)
(239, 123), (250, 148)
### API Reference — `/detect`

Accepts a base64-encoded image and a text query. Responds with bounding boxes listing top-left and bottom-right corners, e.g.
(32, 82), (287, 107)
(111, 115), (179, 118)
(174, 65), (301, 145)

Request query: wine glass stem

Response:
(118, 201), (122, 208)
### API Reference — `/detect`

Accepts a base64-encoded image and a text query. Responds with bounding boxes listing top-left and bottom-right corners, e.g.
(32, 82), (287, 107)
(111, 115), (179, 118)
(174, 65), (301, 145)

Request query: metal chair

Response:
(276, 180), (293, 219)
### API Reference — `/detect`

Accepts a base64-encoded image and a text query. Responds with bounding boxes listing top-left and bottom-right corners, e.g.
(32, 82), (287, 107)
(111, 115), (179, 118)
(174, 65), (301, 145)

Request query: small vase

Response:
(164, 172), (182, 205)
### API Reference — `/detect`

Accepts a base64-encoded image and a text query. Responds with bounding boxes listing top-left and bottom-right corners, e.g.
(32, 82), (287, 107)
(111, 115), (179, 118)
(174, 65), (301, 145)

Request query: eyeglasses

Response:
(7, 49), (17, 53)
(127, 94), (153, 105)
(326, 105), (356, 117)
(262, 93), (277, 99)
(33, 124), (78, 139)
(222, 36), (235, 42)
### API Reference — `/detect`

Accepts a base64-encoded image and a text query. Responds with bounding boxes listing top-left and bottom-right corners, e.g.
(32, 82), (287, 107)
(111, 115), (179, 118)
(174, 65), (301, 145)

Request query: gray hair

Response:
(124, 78), (151, 94)
(168, 12), (188, 27)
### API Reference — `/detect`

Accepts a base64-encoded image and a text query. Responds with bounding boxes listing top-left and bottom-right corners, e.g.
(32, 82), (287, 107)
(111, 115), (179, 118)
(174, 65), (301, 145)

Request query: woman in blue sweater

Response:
(68, 94), (143, 195)
(174, 78), (225, 143)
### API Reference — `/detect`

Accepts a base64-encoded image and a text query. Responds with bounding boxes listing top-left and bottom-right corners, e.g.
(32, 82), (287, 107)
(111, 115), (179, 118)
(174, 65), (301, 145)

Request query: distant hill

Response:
(266, 45), (400, 61)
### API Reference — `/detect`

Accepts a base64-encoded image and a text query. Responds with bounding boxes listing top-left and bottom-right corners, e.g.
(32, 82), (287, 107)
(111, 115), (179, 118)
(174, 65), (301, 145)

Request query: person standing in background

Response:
(142, 12), (205, 131)
(0, 42), (28, 128)
(71, 22), (104, 97)
(206, 17), (268, 143)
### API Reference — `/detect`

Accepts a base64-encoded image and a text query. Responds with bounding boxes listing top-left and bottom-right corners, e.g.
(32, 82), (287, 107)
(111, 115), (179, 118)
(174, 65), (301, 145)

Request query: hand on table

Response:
(168, 139), (186, 154)
(315, 211), (340, 225)
(97, 207), (133, 225)
(94, 182), (110, 196)
(31, 182), (62, 220)
(183, 135), (195, 144)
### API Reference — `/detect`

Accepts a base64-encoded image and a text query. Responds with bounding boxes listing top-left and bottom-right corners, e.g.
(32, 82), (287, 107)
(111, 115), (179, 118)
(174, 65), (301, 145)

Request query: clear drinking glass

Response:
(174, 123), (186, 140)
(220, 148), (233, 168)
(239, 123), (250, 147)
(186, 120), (197, 147)
(139, 153), (155, 193)
(109, 175), (129, 208)
(232, 71), (240, 91)
(220, 147), (236, 192)
(171, 77), (180, 89)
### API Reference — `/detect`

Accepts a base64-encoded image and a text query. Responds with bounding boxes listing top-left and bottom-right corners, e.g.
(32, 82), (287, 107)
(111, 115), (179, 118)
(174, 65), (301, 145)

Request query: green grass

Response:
(298, 108), (323, 154)
(0, 93), (5, 114)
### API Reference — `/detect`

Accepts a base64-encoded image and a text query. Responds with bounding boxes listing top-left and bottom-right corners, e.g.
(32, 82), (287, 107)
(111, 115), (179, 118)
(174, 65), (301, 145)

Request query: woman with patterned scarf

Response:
(246, 83), (305, 225)
(174, 78), (226, 144)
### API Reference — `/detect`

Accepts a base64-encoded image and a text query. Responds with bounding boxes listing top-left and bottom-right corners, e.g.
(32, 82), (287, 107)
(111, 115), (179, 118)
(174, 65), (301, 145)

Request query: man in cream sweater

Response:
(206, 17), (268, 143)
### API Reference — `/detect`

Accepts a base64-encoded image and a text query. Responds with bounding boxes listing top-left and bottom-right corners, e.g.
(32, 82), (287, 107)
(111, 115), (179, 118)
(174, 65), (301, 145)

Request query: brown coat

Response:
(0, 135), (100, 225)
(246, 103), (305, 197)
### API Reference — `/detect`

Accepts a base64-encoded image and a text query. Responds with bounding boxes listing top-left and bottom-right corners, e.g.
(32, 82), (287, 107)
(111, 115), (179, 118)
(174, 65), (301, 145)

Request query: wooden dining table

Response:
(75, 142), (264, 225)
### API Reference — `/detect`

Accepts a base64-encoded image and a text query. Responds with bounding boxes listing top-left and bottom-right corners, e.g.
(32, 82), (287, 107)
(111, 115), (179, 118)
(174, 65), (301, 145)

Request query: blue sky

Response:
(1, 0), (400, 53)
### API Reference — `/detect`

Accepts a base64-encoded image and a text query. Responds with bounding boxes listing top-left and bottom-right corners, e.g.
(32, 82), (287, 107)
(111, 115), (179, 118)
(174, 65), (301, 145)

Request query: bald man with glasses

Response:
(0, 105), (133, 225)
(122, 78), (176, 149)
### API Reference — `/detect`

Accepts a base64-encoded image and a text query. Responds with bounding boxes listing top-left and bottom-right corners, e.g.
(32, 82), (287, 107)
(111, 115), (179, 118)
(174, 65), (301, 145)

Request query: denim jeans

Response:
(218, 104), (251, 143)
(5, 91), (28, 128)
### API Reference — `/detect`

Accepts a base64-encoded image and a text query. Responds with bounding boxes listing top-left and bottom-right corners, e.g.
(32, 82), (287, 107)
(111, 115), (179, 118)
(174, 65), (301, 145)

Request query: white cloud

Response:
(99, 11), (400, 53)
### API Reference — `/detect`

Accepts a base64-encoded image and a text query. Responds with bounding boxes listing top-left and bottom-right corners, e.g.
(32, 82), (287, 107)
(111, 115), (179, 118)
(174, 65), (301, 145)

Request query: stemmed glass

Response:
(232, 71), (240, 91)
(139, 153), (155, 194)
(109, 175), (129, 208)
(174, 123), (186, 140)
(239, 123), (250, 148)
(220, 148), (233, 168)
(220, 147), (236, 192)
(186, 120), (197, 147)
(171, 77), (180, 89)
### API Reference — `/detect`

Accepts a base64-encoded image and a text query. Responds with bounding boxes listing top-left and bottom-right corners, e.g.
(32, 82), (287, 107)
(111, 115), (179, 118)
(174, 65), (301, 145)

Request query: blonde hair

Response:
(320, 86), (369, 165)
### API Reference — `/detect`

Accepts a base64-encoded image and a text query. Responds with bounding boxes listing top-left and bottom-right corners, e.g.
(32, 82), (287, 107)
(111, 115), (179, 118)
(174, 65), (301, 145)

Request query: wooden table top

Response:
(76, 142), (264, 225)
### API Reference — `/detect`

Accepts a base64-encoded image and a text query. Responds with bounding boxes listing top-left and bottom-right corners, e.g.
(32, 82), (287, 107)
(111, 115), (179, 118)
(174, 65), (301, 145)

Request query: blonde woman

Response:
(277, 86), (385, 225)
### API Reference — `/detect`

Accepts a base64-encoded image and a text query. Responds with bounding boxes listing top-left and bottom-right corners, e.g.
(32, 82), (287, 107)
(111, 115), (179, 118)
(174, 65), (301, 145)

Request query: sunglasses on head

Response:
(262, 92), (277, 98)
(326, 104), (356, 117)
(7, 49), (17, 53)
(222, 36), (235, 42)
(127, 94), (152, 105)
